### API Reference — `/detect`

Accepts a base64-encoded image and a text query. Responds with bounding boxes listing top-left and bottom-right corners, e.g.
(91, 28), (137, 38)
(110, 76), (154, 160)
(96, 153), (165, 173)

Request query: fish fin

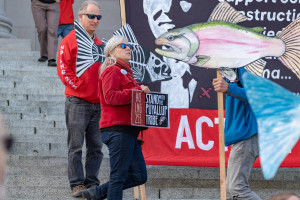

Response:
(244, 59), (266, 77)
(249, 27), (264, 33)
(277, 18), (300, 80)
(193, 55), (210, 66)
(208, 1), (247, 24)
(218, 68), (236, 82)
(242, 72), (300, 179)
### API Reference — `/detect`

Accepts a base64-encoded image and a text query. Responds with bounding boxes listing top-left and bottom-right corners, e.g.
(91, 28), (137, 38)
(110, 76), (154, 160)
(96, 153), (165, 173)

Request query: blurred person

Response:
(57, 0), (74, 39)
(213, 68), (261, 200)
(56, 0), (104, 197)
(0, 114), (12, 200)
(269, 193), (300, 200)
(81, 35), (149, 200)
(31, 0), (61, 66)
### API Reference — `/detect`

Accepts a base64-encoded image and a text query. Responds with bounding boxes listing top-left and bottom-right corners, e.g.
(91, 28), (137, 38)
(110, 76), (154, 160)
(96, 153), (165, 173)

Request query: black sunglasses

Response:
(118, 43), (133, 49)
(83, 14), (102, 20)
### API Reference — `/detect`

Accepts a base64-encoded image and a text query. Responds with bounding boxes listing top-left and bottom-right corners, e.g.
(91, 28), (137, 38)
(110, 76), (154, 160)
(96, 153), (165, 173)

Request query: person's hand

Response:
(140, 85), (150, 94)
(55, 0), (61, 3)
(212, 78), (228, 93)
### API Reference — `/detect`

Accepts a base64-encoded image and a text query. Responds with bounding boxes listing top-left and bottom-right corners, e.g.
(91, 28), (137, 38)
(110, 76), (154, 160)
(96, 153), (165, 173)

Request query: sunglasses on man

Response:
(83, 14), (102, 20)
(118, 43), (133, 50)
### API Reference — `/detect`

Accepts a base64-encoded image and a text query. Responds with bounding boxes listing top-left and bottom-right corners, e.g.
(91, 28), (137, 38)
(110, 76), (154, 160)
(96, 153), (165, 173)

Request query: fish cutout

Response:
(242, 72), (300, 179)
(155, 1), (300, 81)
(75, 20), (171, 82)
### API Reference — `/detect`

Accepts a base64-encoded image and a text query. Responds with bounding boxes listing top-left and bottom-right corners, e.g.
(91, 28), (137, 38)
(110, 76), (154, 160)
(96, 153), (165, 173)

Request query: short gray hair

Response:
(99, 35), (128, 75)
(78, 0), (100, 14)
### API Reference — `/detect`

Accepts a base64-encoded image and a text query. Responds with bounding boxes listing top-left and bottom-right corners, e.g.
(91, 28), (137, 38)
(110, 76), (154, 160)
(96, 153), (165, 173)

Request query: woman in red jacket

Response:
(81, 35), (150, 200)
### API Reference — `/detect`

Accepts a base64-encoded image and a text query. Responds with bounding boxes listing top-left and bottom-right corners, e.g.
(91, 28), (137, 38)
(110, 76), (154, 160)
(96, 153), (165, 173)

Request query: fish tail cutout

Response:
(75, 20), (99, 77)
(208, 1), (248, 24)
(277, 17), (300, 80)
(244, 59), (266, 77)
(242, 72), (300, 179)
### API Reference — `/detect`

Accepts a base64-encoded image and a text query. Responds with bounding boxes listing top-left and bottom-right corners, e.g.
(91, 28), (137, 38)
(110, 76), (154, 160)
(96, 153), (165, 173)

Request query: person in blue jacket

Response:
(213, 67), (261, 200)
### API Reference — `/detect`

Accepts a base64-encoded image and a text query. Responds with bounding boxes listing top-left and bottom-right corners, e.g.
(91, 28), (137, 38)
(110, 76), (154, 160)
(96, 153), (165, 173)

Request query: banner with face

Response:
(125, 0), (300, 167)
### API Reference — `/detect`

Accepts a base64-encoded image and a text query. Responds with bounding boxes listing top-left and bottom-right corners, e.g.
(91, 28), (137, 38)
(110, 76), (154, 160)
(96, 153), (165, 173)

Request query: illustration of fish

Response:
(242, 72), (300, 180)
(155, 1), (300, 81)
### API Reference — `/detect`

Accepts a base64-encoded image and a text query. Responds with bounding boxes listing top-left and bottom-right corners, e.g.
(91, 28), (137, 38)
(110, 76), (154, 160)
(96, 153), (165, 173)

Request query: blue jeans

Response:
(65, 96), (103, 189)
(57, 24), (74, 39)
(93, 130), (147, 200)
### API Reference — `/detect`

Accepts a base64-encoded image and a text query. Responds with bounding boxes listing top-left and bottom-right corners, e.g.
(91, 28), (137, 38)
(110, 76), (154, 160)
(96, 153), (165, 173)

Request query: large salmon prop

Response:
(242, 73), (300, 179)
(155, 1), (300, 81)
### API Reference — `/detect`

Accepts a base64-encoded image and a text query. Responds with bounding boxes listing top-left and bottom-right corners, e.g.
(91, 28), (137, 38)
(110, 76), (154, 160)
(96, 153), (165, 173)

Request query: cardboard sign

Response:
(132, 90), (169, 128)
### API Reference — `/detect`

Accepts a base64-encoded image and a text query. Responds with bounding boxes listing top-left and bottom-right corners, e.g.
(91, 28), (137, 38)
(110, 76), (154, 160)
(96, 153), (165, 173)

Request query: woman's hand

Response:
(140, 85), (150, 94)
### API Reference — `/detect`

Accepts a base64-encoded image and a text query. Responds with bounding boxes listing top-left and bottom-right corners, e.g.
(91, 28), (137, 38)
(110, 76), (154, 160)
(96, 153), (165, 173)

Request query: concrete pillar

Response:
(0, 0), (15, 38)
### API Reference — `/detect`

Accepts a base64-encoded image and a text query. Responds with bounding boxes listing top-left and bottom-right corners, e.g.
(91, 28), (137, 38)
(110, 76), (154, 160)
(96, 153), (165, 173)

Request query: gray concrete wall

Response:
(3, 0), (121, 50)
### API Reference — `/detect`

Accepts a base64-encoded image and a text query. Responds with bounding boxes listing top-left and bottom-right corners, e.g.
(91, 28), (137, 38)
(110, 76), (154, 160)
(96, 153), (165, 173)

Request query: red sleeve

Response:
(101, 67), (141, 105)
(57, 35), (87, 91)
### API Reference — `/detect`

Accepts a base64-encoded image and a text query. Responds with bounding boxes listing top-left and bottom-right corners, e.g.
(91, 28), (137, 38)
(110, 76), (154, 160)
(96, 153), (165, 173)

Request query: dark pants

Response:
(93, 130), (147, 200)
(65, 96), (103, 189)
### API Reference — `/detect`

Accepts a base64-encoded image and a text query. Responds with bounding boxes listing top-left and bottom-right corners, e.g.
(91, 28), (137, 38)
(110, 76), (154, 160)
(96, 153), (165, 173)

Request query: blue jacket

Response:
(224, 68), (258, 146)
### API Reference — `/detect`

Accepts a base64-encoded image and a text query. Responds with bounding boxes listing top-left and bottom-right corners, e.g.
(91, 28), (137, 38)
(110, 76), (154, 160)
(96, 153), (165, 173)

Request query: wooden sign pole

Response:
(119, 0), (126, 26)
(119, 0), (147, 199)
(217, 71), (226, 200)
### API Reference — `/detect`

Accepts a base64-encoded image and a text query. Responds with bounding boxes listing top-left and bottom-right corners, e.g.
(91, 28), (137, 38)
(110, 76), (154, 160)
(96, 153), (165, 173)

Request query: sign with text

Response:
(132, 90), (169, 128)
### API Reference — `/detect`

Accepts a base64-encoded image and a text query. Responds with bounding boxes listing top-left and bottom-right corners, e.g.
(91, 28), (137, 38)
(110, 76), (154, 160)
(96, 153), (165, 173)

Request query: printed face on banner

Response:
(143, 0), (197, 109)
(143, 0), (192, 38)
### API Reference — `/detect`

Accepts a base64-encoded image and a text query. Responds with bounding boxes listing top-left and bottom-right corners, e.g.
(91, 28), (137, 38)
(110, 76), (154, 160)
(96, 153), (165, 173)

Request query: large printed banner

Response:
(125, 0), (300, 167)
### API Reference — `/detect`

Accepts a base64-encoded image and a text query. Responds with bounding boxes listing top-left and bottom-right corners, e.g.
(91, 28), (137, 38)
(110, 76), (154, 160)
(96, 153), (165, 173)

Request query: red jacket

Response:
(57, 30), (102, 103)
(98, 59), (141, 128)
(59, 0), (74, 25)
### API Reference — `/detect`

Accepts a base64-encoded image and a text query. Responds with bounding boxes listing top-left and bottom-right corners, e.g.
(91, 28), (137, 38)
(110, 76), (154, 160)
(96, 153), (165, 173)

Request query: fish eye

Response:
(167, 34), (182, 41)
(167, 35), (175, 41)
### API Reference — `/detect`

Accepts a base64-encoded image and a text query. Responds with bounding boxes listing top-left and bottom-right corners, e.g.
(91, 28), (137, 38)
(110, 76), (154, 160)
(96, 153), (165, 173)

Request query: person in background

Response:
(212, 68), (261, 200)
(31, 0), (60, 67)
(81, 35), (149, 200)
(56, 0), (103, 197)
(57, 0), (74, 39)
(269, 193), (300, 200)
(0, 114), (13, 200)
